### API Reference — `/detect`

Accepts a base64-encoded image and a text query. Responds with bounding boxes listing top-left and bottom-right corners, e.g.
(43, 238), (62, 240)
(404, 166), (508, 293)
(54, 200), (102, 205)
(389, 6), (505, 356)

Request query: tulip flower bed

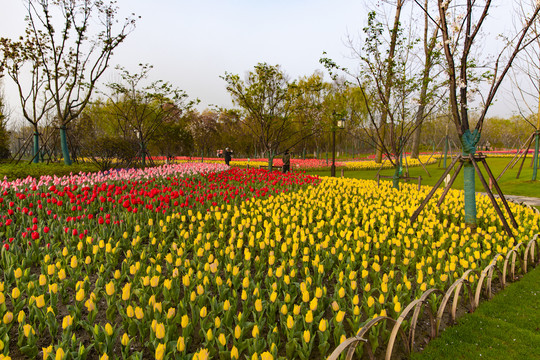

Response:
(0, 163), (538, 359)
(153, 155), (439, 171)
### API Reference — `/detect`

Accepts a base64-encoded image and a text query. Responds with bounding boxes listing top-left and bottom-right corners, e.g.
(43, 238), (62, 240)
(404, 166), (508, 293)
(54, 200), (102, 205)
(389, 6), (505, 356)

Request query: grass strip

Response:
(412, 266), (540, 360)
(308, 158), (540, 198)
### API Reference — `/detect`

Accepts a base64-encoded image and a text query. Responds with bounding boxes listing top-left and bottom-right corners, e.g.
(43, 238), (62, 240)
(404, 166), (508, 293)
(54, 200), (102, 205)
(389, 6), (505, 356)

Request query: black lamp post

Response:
(331, 114), (346, 177)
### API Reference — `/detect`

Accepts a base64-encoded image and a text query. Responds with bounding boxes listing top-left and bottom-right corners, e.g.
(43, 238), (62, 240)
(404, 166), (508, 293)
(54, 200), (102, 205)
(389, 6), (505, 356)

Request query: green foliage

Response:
(0, 162), (99, 181)
(105, 64), (197, 164)
(80, 135), (138, 171)
(222, 63), (301, 156)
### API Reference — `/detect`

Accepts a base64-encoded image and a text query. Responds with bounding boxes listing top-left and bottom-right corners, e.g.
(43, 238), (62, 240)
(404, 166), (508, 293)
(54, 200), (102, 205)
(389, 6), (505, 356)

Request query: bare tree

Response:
(3, 0), (137, 165)
(507, 1), (540, 180)
(0, 33), (54, 162)
(412, 0), (540, 230)
(322, 3), (443, 188)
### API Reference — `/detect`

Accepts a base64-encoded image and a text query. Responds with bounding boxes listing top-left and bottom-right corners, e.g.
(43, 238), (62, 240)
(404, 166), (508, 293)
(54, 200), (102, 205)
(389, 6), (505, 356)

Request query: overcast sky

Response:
(0, 0), (524, 124)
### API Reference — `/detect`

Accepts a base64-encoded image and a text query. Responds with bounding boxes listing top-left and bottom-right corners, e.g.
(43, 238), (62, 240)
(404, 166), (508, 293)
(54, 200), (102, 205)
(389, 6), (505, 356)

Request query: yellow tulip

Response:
(234, 325), (241, 339)
(305, 310), (313, 323)
(55, 347), (65, 360)
(252, 325), (259, 338)
(286, 315), (294, 329)
(231, 346), (239, 359)
(35, 294), (45, 308)
(155, 323), (165, 339)
(336, 310), (345, 323)
(155, 343), (166, 360)
(12, 287), (20, 299)
(62, 315), (73, 329)
(193, 348), (209, 360)
(58, 269), (66, 281)
(121, 283), (131, 301)
(23, 324), (34, 337)
(3, 311), (12, 324)
(17, 310), (25, 323)
(181, 314), (189, 328)
(218, 333), (226, 346)
(318, 318), (328, 332)
(255, 298), (263, 312)
(200, 306), (207, 318)
(177, 336), (185, 352)
(121, 333), (129, 346)
(105, 323), (113, 336)
(303, 330), (311, 343)
(42, 345), (53, 359)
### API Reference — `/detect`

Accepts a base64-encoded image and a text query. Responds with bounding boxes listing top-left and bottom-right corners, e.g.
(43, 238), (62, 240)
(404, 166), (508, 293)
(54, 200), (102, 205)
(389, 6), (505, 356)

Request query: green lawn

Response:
(308, 157), (540, 198)
(411, 265), (540, 360)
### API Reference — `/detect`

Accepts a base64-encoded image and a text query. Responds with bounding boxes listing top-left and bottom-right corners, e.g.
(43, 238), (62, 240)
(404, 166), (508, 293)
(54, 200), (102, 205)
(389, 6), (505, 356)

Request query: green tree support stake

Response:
(393, 139), (404, 189)
(33, 132), (39, 164)
(533, 132), (539, 181)
(443, 135), (448, 168)
(532, 131), (540, 181)
(461, 129), (480, 228)
(60, 126), (72, 165)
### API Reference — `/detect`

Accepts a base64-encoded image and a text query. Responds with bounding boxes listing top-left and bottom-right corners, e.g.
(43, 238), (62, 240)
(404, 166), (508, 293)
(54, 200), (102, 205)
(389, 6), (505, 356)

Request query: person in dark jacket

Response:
(224, 148), (233, 166)
(282, 149), (291, 173)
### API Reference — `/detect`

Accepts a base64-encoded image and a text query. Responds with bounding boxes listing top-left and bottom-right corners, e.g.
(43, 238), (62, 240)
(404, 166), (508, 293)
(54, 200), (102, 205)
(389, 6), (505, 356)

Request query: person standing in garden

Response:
(282, 149), (291, 173)
(224, 148), (233, 166)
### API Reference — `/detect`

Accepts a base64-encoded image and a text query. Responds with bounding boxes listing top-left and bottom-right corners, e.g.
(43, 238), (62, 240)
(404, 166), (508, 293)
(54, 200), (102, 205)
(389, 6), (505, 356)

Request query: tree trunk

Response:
(533, 132), (539, 181)
(33, 132), (40, 164)
(375, 0), (404, 164)
(443, 135), (449, 168)
(268, 150), (274, 171)
(392, 164), (401, 190)
(60, 126), (72, 165)
(141, 141), (147, 168)
(411, 74), (430, 158)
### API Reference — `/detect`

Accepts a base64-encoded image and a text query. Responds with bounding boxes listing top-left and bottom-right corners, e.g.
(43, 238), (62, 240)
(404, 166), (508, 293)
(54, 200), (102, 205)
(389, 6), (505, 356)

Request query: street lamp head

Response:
(337, 117), (345, 129)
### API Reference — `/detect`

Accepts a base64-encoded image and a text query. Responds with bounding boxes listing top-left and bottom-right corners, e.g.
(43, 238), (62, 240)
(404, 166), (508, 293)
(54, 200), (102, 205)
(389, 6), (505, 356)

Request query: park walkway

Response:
(481, 193), (540, 208)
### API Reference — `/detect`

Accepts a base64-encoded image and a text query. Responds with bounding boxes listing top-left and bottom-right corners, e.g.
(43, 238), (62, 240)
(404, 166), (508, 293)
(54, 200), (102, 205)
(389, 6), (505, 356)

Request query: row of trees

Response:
(2, 0), (540, 230)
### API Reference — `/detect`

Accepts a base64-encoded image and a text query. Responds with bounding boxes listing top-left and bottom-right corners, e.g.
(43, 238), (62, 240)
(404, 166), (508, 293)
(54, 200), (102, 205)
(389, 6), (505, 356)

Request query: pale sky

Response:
(0, 0), (525, 125)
